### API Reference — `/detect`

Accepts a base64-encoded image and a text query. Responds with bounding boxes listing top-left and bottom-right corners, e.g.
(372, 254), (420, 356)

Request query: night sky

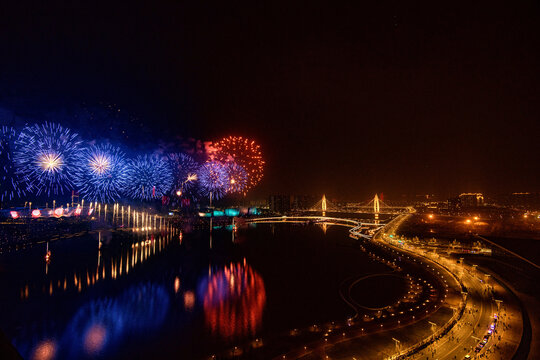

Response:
(1, 1), (539, 200)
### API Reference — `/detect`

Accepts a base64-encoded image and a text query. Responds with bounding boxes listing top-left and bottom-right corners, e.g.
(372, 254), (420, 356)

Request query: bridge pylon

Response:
(310, 194), (336, 214)
(373, 194), (380, 222)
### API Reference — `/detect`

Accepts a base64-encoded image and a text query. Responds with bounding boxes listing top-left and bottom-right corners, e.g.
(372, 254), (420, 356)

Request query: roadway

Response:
(382, 214), (520, 360)
(410, 267), (494, 359)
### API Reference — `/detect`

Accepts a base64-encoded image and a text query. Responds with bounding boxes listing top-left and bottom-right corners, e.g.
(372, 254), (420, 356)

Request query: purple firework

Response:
(225, 162), (248, 194)
(197, 161), (228, 200)
(167, 153), (199, 196)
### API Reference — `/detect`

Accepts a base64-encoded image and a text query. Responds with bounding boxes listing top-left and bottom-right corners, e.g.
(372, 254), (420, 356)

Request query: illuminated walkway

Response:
(246, 216), (383, 239)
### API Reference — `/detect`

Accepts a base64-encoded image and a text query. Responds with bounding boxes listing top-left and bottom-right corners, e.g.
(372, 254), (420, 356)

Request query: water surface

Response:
(0, 219), (401, 359)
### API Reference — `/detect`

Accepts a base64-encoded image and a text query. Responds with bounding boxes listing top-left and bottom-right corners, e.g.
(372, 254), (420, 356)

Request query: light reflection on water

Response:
(6, 226), (270, 359)
(24, 282), (170, 359)
(31, 339), (56, 360)
(7, 228), (179, 360)
(19, 231), (177, 301)
(1, 220), (392, 359)
(199, 260), (266, 340)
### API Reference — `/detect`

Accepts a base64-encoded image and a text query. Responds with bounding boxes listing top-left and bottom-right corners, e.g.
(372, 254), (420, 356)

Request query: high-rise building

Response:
(268, 194), (316, 214)
(458, 193), (484, 208)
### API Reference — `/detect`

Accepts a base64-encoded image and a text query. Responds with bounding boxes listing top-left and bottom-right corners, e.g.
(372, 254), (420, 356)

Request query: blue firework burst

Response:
(14, 122), (82, 196)
(125, 154), (173, 200)
(225, 162), (248, 194)
(74, 144), (129, 203)
(197, 161), (228, 200)
(167, 153), (199, 195)
(0, 126), (25, 201)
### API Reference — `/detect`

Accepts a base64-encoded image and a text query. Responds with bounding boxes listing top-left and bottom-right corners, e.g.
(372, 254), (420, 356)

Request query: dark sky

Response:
(1, 1), (539, 200)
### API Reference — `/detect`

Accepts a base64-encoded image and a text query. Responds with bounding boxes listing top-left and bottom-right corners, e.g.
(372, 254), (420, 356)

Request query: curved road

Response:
(383, 214), (519, 360)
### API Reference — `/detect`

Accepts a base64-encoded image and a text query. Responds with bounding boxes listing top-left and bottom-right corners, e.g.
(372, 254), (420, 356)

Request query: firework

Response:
(197, 161), (228, 200)
(14, 122), (82, 196)
(0, 126), (25, 201)
(225, 162), (248, 194)
(167, 153), (199, 196)
(213, 136), (264, 193)
(74, 144), (129, 203)
(125, 154), (173, 200)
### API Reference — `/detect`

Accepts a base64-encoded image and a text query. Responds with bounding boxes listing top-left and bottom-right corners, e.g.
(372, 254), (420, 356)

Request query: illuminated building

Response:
(458, 193), (484, 208)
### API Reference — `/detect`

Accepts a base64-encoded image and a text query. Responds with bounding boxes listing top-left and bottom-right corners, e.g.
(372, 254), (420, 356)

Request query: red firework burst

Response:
(213, 136), (264, 193)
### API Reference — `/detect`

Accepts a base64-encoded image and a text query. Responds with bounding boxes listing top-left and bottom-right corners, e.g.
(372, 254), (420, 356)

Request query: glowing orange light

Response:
(465, 219), (471, 224)
(54, 208), (63, 217)
(31, 340), (56, 360)
(10, 211), (19, 219)
(184, 291), (195, 310)
(32, 209), (41, 218)
(428, 214), (434, 219)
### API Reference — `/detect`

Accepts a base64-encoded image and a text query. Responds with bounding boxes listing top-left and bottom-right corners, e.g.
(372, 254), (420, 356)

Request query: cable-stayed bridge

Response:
(244, 215), (381, 239)
(310, 194), (413, 215)
(247, 195), (412, 239)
